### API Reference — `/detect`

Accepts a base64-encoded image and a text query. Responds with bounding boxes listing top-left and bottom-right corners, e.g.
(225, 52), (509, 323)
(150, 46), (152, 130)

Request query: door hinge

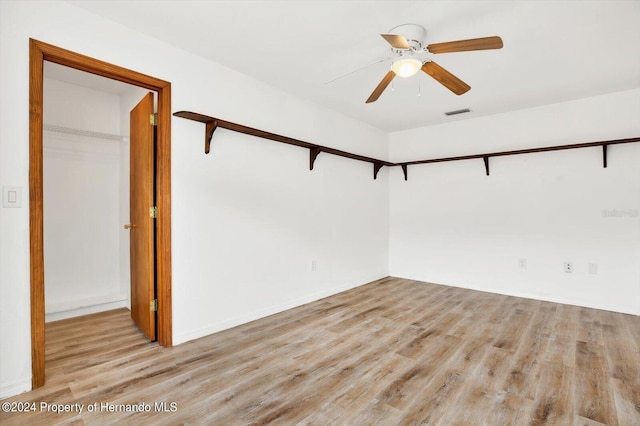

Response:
(150, 299), (158, 312)
(150, 113), (158, 126)
(149, 206), (158, 218)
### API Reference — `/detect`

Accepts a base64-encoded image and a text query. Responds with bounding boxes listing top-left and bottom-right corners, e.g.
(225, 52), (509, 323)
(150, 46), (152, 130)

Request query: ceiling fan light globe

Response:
(392, 58), (422, 77)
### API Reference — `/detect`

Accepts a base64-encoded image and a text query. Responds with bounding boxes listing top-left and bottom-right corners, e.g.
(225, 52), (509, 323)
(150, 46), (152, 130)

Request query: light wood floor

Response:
(1, 277), (639, 425)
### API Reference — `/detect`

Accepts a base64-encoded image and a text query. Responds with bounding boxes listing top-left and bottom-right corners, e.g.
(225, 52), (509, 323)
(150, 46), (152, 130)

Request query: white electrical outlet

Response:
(518, 258), (527, 269)
(564, 262), (573, 273)
(311, 260), (317, 272)
(588, 263), (598, 275)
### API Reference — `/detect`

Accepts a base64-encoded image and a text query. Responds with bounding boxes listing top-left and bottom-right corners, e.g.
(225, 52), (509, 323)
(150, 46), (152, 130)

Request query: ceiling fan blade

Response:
(421, 61), (470, 95)
(380, 33), (410, 49)
(366, 71), (396, 103)
(426, 36), (503, 54)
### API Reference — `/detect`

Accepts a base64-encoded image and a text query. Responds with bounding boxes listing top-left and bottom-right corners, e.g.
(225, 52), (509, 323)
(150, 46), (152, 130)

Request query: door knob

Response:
(124, 224), (136, 229)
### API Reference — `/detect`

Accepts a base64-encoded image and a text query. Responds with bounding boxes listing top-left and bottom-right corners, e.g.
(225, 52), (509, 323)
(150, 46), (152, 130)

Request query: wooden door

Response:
(30, 40), (172, 388)
(128, 92), (156, 341)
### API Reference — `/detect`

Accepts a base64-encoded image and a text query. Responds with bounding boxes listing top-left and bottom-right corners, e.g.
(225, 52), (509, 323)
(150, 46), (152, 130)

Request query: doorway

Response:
(29, 39), (172, 389)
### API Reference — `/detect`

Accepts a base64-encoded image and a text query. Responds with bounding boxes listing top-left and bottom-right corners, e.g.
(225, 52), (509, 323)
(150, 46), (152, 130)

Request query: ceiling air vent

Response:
(444, 108), (471, 116)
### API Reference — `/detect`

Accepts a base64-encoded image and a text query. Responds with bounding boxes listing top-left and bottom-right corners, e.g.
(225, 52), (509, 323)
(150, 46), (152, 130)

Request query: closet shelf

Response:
(174, 111), (393, 180)
(173, 111), (640, 180)
(398, 137), (640, 177)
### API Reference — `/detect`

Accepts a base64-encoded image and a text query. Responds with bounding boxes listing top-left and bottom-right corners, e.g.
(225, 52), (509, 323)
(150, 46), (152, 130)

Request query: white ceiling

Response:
(65, 0), (640, 132)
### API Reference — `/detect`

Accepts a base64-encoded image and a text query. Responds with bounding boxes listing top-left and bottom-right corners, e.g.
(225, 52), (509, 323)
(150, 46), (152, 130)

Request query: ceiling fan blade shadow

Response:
(381, 33), (410, 49)
(426, 36), (503, 54)
(366, 71), (396, 103)
(421, 61), (470, 95)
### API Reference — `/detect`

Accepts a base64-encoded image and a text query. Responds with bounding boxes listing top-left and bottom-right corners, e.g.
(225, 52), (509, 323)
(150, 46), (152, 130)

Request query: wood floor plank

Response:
(577, 306), (605, 345)
(574, 415), (609, 426)
(502, 301), (557, 400)
(397, 332), (491, 425)
(600, 312), (640, 382)
(395, 311), (463, 359)
(611, 378), (640, 426)
(326, 351), (414, 421)
(1, 277), (637, 425)
(600, 311), (640, 425)
(622, 313), (640, 351)
(546, 303), (579, 367)
(482, 390), (535, 425)
(448, 290), (501, 339)
(445, 345), (514, 425)
(340, 398), (403, 426)
(492, 305), (535, 352)
(376, 333), (462, 410)
(530, 361), (574, 424)
(574, 341), (619, 425)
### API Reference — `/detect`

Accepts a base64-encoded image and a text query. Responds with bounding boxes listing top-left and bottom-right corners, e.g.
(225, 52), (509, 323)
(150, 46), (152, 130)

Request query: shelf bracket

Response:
(602, 144), (608, 168)
(373, 162), (384, 180)
(309, 147), (321, 170)
(483, 155), (490, 176)
(204, 120), (218, 154)
(401, 164), (408, 181)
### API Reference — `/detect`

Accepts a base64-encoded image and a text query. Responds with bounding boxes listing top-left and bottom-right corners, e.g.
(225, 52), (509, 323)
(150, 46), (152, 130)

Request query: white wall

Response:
(389, 89), (640, 316)
(43, 77), (121, 134)
(0, 0), (389, 398)
(43, 78), (126, 321)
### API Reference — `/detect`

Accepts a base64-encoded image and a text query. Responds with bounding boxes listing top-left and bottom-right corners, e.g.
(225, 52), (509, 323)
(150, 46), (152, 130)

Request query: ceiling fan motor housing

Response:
(389, 23), (427, 51)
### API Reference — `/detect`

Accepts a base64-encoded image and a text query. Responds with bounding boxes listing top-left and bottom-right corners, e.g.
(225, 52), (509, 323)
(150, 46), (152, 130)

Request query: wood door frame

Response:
(29, 38), (172, 389)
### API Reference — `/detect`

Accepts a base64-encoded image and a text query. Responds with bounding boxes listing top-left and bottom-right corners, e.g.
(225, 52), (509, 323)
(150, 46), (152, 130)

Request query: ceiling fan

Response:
(365, 24), (503, 103)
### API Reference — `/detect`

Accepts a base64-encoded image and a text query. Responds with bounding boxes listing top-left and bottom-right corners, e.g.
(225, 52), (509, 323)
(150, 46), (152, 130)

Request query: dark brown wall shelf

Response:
(173, 111), (640, 180)
(174, 111), (394, 179)
(398, 137), (640, 178)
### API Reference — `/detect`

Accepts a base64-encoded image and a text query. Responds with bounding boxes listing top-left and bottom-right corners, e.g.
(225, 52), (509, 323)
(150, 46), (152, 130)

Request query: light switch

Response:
(3, 186), (22, 208)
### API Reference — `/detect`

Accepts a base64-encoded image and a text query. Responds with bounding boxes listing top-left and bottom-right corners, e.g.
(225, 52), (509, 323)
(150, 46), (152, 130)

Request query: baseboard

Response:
(45, 297), (128, 322)
(488, 287), (640, 316)
(174, 274), (387, 345)
(0, 378), (31, 400)
(389, 274), (640, 316)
